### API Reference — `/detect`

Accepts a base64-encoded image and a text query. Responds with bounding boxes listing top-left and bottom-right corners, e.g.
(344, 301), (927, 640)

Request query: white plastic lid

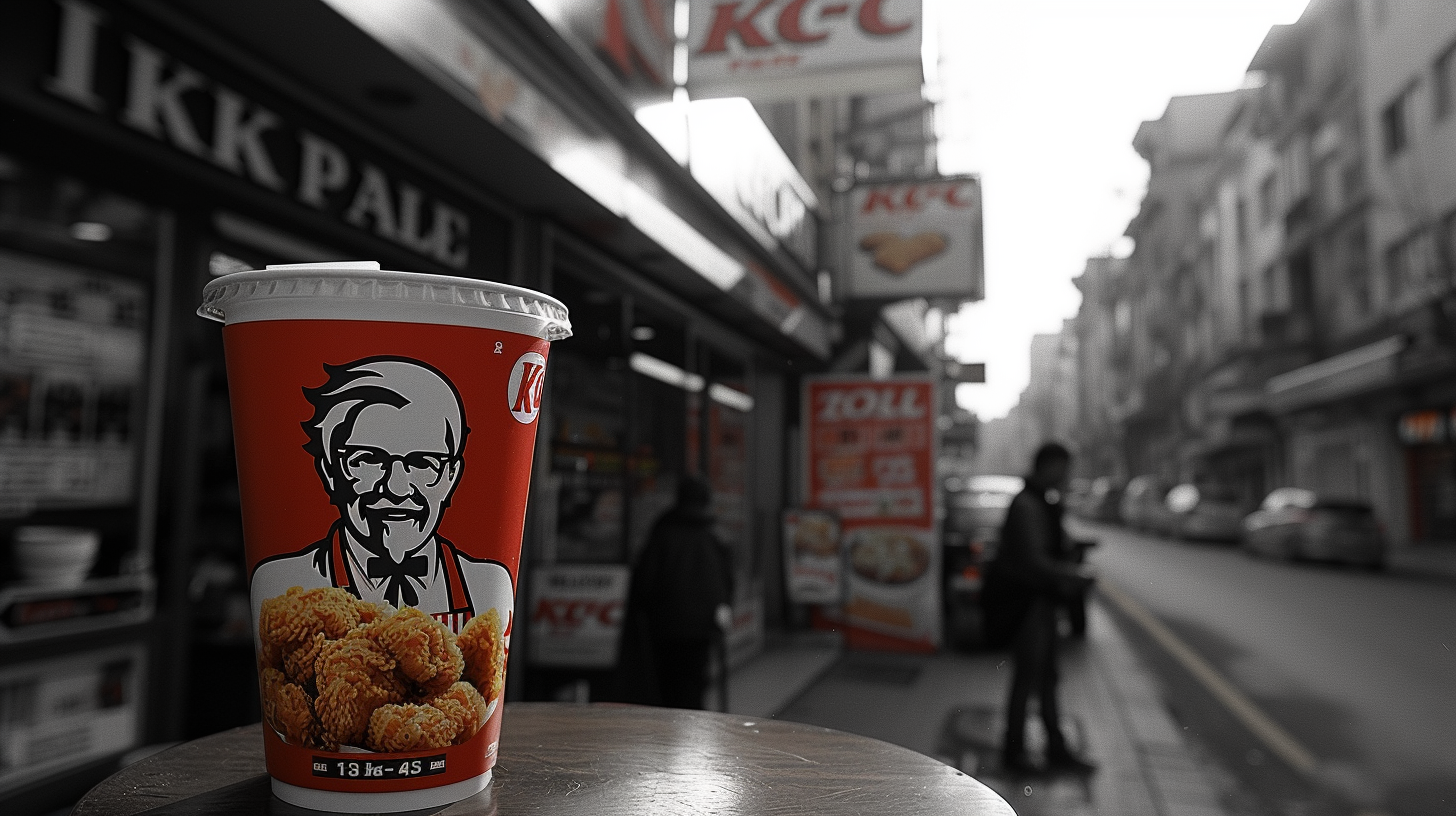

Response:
(198, 262), (572, 341)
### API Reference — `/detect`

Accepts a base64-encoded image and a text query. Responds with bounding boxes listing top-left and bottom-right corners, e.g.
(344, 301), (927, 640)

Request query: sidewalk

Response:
(725, 628), (843, 718)
(728, 601), (1229, 816)
(1388, 543), (1456, 580)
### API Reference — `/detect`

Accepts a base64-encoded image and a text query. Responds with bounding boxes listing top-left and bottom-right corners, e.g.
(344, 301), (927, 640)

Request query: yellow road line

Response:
(1098, 578), (1321, 776)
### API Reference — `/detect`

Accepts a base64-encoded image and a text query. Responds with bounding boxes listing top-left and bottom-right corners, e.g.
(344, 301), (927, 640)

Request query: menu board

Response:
(802, 376), (938, 651)
(0, 250), (147, 516)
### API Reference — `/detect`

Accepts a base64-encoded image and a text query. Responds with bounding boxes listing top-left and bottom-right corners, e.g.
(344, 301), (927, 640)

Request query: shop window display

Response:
(0, 150), (159, 799)
(0, 151), (157, 584)
(700, 352), (752, 586)
(547, 284), (629, 565)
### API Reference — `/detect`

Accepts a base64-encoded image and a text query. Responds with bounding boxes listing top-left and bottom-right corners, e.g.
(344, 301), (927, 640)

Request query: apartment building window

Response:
(1263, 264), (1282, 311)
(1386, 227), (1440, 299)
(1238, 278), (1251, 332)
(1371, 0), (1389, 28)
(1382, 85), (1415, 157)
(1441, 208), (1456, 277)
(1345, 225), (1371, 314)
(1341, 159), (1364, 202)
(1436, 41), (1456, 120)
(1259, 173), (1278, 225)
(1318, 157), (1342, 213)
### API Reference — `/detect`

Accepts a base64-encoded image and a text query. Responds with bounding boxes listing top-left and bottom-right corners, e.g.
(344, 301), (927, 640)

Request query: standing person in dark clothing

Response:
(983, 443), (1097, 774)
(622, 476), (735, 709)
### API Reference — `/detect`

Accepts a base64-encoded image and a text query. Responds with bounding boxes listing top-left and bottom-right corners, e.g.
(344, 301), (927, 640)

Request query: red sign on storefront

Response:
(801, 376), (938, 651)
(804, 378), (935, 526)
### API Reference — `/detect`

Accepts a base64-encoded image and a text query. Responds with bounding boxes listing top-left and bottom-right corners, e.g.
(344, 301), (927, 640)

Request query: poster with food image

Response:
(801, 376), (939, 650)
(783, 509), (841, 605)
(842, 526), (938, 649)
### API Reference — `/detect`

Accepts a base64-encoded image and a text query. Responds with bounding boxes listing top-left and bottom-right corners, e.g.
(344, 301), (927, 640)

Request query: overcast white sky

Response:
(935, 0), (1311, 420)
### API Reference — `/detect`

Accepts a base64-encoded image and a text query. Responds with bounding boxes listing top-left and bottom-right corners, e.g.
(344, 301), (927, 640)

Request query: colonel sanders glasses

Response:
(335, 446), (457, 486)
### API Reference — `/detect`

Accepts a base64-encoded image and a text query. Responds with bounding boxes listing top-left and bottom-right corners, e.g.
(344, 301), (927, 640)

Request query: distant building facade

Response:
(1072, 0), (1456, 549)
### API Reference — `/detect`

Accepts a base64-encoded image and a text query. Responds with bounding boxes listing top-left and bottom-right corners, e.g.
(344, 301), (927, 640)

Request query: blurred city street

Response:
(765, 602), (1230, 816)
(1081, 519), (1456, 816)
(737, 531), (1456, 816)
(6, 0), (1456, 814)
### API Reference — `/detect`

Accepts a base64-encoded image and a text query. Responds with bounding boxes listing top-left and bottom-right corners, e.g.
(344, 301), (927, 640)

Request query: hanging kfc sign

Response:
(544, 0), (676, 106)
(846, 176), (984, 301)
(687, 0), (924, 101)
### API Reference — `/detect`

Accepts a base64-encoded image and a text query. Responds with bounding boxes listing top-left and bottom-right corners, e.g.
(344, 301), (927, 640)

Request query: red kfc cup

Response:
(198, 261), (570, 812)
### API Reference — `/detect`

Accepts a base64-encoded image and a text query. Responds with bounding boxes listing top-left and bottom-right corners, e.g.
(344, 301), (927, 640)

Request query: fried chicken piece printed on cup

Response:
(457, 609), (506, 703)
(314, 628), (408, 748)
(281, 631), (327, 690)
(430, 681), (490, 744)
(261, 668), (320, 748)
(371, 606), (464, 698)
(366, 703), (460, 752)
(258, 586), (372, 671)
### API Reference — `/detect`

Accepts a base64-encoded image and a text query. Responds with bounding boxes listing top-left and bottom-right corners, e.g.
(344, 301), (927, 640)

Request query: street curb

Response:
(1090, 594), (1230, 816)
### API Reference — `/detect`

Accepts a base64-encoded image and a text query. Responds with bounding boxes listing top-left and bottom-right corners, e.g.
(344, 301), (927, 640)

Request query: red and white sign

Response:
(847, 177), (984, 300)
(528, 565), (630, 668)
(687, 0), (924, 101)
(802, 376), (938, 651)
(783, 509), (841, 604)
(541, 0), (677, 106)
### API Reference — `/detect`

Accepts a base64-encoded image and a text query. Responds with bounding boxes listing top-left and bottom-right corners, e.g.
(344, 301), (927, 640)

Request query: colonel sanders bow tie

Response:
(367, 553), (428, 607)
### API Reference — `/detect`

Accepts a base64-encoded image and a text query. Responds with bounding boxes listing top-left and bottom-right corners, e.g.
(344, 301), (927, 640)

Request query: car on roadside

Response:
(1163, 483), (1244, 541)
(942, 475), (1025, 650)
(946, 475), (1026, 549)
(1120, 475), (1172, 532)
(1241, 487), (1386, 569)
(1064, 477), (1094, 517)
(1078, 476), (1125, 523)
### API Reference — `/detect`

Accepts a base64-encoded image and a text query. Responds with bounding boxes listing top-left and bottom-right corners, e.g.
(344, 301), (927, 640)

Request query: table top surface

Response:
(73, 703), (1014, 815)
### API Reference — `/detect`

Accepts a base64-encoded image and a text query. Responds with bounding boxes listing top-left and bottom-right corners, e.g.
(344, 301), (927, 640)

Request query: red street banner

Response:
(802, 376), (938, 651)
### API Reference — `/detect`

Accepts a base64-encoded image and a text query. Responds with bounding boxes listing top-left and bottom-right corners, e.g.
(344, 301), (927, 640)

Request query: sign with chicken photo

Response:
(846, 176), (984, 300)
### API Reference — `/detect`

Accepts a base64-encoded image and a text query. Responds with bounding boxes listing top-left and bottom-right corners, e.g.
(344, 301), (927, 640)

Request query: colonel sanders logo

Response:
(249, 356), (512, 634)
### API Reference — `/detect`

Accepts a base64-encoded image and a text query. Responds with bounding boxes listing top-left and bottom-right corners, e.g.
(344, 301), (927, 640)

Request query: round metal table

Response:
(74, 703), (1015, 815)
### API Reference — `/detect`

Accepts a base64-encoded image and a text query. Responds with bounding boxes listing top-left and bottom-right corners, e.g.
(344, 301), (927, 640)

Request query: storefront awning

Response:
(1266, 335), (1405, 413)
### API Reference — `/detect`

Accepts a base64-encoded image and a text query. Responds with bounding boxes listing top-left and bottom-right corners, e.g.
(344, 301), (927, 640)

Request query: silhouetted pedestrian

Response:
(982, 442), (1097, 775)
(619, 476), (734, 709)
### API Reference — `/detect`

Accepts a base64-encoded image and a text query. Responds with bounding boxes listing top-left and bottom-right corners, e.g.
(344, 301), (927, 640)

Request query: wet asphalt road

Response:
(1077, 520), (1456, 816)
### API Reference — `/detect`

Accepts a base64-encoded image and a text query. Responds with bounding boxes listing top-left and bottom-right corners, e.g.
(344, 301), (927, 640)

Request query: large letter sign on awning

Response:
(846, 177), (984, 301)
(687, 0), (924, 101)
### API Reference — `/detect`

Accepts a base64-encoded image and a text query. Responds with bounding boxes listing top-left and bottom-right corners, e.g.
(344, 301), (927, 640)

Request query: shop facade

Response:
(0, 0), (832, 810)
(1266, 334), (1456, 552)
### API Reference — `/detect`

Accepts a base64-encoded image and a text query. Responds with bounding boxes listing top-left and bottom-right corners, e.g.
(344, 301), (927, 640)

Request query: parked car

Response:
(1064, 477), (1094, 517)
(946, 475), (1026, 547)
(1079, 477), (1125, 523)
(943, 475), (1024, 650)
(1120, 475), (1172, 532)
(1163, 483), (1244, 541)
(1241, 487), (1386, 568)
